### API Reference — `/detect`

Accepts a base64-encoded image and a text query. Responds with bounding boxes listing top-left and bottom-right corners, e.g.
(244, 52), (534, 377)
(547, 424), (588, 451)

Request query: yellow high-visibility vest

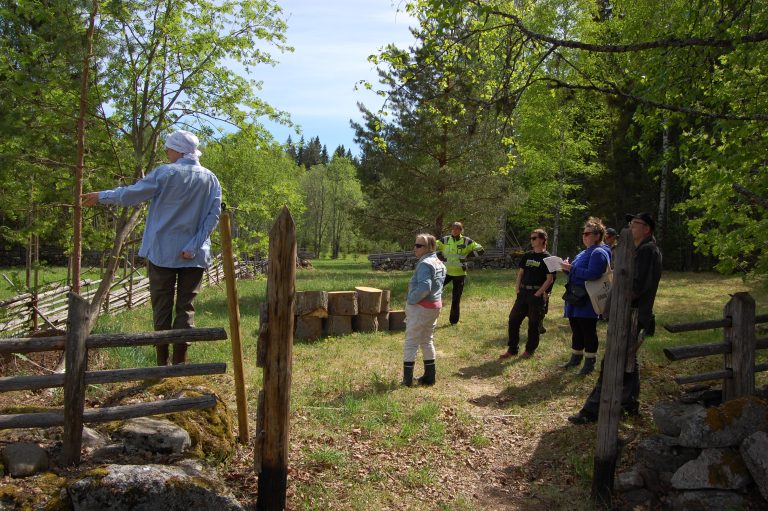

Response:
(436, 235), (483, 277)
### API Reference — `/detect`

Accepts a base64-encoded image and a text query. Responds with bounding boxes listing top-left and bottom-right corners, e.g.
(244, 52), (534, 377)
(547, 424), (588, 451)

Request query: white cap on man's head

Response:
(165, 130), (202, 158)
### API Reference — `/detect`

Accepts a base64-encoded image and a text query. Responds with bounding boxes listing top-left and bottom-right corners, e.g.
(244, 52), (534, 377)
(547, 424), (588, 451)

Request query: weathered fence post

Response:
(257, 207), (296, 511)
(592, 227), (636, 505)
(723, 292), (756, 401)
(220, 210), (249, 443)
(62, 292), (90, 465)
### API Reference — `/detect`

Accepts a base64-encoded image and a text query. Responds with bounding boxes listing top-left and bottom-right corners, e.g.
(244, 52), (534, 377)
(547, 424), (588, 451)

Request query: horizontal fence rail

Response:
(661, 293), (766, 400)
(0, 257), (266, 338)
(0, 320), (229, 468)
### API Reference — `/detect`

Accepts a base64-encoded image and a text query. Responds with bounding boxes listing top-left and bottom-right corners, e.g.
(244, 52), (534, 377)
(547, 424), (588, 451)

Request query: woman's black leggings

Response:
(568, 316), (599, 355)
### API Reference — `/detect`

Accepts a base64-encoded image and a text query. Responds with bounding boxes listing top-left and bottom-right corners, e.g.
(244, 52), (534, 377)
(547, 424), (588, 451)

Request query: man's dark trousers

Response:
(444, 274), (465, 325)
(148, 261), (204, 365)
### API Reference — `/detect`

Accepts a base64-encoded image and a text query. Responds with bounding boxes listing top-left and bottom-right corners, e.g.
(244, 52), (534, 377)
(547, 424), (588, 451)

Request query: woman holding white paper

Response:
(559, 217), (611, 375)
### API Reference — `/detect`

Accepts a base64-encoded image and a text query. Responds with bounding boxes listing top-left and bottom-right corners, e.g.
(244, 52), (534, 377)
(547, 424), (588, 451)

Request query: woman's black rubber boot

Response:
(418, 359), (436, 385)
(578, 357), (596, 376)
(402, 361), (415, 387)
(559, 353), (583, 369)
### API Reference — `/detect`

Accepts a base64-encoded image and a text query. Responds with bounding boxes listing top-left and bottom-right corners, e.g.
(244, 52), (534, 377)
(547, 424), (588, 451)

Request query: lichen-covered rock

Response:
(671, 448), (751, 490)
(2, 442), (49, 478)
(652, 401), (705, 437)
(115, 417), (191, 455)
(664, 490), (746, 510)
(68, 463), (244, 511)
(635, 435), (699, 474)
(677, 396), (768, 448)
(740, 430), (768, 502)
(614, 465), (644, 492)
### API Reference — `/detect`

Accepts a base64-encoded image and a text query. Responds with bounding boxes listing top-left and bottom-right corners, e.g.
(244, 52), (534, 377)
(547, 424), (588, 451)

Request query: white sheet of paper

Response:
(543, 255), (564, 272)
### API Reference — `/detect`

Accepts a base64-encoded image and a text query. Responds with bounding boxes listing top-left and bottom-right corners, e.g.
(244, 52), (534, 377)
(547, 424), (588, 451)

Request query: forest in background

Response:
(1, 0), (767, 289)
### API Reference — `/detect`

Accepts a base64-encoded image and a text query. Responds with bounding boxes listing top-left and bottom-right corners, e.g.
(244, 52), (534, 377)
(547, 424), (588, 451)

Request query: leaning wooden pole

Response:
(257, 207), (296, 511)
(220, 210), (249, 443)
(591, 228), (635, 505)
(62, 293), (90, 465)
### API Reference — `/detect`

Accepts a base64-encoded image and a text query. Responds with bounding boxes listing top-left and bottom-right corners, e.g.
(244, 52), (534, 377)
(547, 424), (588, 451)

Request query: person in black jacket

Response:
(567, 212), (662, 424)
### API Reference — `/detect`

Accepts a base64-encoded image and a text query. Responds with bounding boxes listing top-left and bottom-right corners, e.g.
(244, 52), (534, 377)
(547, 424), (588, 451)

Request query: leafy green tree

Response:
(325, 157), (363, 258)
(203, 131), (304, 255)
(395, 0), (768, 274)
(356, 19), (516, 246)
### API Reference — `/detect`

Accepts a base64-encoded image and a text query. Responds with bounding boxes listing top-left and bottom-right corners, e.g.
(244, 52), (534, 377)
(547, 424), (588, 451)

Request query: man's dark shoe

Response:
(567, 411), (597, 425)
(499, 350), (518, 359)
(520, 351), (533, 359)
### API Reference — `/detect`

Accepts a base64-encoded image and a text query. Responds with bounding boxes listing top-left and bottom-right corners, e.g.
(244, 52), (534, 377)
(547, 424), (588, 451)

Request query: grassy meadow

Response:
(75, 260), (768, 508)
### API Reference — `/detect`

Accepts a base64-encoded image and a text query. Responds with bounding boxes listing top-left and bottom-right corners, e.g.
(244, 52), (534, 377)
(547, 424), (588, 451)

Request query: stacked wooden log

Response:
(294, 287), (404, 341)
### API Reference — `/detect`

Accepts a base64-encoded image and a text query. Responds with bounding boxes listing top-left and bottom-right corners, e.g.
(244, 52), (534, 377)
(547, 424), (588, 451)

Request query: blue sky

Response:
(254, 0), (417, 155)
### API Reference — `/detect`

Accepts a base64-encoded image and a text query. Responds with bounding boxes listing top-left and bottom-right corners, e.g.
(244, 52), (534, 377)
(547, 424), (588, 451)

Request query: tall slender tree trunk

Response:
(72, 0), (99, 295)
(656, 121), (670, 244)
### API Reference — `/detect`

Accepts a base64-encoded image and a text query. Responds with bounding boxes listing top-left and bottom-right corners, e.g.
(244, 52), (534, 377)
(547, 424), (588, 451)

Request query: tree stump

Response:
(355, 287), (382, 314)
(327, 291), (358, 316)
(377, 311), (390, 332)
(389, 310), (406, 331)
(352, 313), (378, 333)
(325, 315), (353, 336)
(295, 315), (323, 341)
(295, 291), (329, 318)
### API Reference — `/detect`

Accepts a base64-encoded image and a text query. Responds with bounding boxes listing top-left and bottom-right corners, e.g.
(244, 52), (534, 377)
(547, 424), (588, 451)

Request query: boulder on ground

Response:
(678, 396), (768, 448)
(740, 430), (768, 502)
(671, 448), (751, 490)
(114, 417), (191, 455)
(2, 442), (48, 478)
(68, 462), (244, 511)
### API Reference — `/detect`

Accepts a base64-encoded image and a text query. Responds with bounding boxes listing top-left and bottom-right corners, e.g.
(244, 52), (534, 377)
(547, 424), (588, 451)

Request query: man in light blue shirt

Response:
(83, 130), (222, 365)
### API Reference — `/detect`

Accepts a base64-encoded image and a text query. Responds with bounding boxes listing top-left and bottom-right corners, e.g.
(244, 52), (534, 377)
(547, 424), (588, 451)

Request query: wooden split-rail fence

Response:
(662, 292), (768, 401)
(0, 299), (228, 465)
(0, 257), (262, 338)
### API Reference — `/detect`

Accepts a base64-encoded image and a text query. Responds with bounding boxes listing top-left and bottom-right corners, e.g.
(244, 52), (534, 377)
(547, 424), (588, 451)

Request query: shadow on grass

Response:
(468, 369), (579, 409)
(321, 377), (402, 408)
(456, 357), (507, 379)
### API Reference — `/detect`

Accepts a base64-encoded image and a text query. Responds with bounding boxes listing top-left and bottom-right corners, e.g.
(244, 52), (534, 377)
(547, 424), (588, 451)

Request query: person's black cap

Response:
(625, 212), (655, 230)
(605, 227), (618, 236)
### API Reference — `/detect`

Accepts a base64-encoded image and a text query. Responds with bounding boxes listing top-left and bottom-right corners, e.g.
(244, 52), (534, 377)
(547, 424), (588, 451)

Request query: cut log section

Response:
(295, 315), (323, 341)
(389, 310), (406, 331)
(327, 291), (358, 316)
(295, 291), (329, 318)
(355, 287), (382, 314)
(325, 315), (353, 336)
(352, 313), (378, 333)
(380, 290), (391, 312)
(377, 312), (390, 332)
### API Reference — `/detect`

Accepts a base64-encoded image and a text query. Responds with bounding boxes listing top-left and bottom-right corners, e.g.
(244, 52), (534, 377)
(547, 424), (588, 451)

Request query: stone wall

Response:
(615, 391), (768, 510)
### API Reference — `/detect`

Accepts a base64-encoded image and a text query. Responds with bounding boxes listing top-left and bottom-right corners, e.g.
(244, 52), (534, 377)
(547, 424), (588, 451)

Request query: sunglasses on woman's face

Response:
(530, 236), (540, 241)
(414, 243), (425, 248)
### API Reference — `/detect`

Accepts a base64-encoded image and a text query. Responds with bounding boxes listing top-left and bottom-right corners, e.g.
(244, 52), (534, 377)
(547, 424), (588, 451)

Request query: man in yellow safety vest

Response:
(436, 221), (484, 325)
